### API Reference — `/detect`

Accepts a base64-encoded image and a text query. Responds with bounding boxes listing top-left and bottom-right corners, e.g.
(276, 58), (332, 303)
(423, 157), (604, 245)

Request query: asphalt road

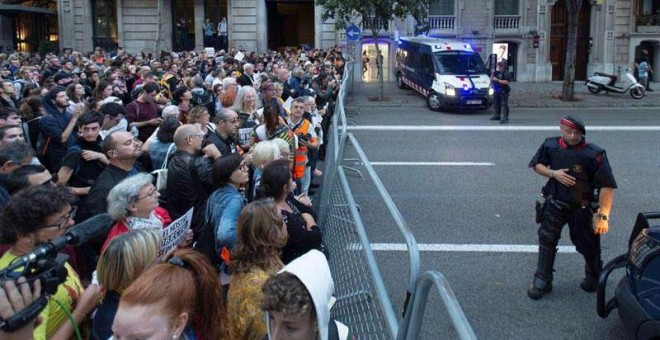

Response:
(338, 105), (660, 339)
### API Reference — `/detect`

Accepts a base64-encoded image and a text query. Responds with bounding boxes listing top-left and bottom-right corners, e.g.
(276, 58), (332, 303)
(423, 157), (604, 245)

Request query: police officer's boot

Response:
(528, 245), (557, 300)
(580, 254), (602, 292)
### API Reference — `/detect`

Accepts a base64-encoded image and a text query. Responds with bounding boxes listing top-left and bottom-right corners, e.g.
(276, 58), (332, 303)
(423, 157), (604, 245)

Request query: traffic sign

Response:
(346, 25), (361, 41)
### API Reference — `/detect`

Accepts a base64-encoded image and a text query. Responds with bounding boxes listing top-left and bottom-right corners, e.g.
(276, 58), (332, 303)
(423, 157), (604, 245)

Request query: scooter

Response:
(585, 68), (645, 99)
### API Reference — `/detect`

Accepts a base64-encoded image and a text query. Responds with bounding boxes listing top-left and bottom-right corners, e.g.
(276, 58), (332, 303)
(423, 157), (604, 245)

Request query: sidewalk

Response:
(346, 81), (660, 109)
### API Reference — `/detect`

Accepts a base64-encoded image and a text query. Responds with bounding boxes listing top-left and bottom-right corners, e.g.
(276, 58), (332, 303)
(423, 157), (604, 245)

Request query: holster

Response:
(535, 200), (544, 224)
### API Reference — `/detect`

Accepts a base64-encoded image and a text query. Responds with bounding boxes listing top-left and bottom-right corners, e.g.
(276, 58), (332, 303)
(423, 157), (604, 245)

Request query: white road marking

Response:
(354, 243), (577, 253)
(347, 125), (660, 131)
(370, 161), (495, 166)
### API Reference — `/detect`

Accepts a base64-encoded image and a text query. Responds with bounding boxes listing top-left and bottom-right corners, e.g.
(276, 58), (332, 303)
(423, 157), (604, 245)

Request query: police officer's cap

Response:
(560, 115), (586, 135)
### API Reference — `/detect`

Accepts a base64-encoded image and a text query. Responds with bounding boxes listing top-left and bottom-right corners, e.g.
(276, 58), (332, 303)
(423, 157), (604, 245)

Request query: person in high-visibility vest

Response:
(287, 97), (318, 195)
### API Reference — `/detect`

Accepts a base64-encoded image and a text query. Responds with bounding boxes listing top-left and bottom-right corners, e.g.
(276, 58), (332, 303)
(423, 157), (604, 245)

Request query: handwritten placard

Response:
(159, 208), (193, 256)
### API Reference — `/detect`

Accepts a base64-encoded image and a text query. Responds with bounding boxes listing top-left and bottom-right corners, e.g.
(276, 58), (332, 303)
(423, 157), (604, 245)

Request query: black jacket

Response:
(203, 131), (237, 156)
(238, 72), (253, 87)
(79, 164), (136, 223)
(166, 150), (215, 236)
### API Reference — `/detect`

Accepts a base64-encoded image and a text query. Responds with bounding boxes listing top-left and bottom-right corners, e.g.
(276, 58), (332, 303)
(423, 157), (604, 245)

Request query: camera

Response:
(298, 133), (311, 142)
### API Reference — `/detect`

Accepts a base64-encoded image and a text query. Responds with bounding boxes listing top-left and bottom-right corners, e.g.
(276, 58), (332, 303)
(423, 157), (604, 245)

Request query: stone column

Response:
(314, 4), (323, 48)
(194, 0), (204, 50)
(257, 0), (267, 52)
(58, 0), (75, 50)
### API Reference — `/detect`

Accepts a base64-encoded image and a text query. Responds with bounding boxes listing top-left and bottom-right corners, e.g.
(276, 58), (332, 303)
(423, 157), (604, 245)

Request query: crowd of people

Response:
(0, 44), (351, 339)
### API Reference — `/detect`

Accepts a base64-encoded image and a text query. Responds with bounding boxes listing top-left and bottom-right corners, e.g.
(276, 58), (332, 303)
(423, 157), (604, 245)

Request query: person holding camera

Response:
(490, 61), (511, 124)
(287, 97), (318, 195)
(0, 186), (102, 339)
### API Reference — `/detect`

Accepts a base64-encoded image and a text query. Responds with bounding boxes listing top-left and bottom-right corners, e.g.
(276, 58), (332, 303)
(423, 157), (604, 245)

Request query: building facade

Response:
(359, 0), (660, 83)
(0, 0), (658, 83)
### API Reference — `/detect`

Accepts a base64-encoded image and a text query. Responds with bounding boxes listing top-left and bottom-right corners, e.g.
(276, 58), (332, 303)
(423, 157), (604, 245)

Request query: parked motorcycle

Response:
(597, 212), (660, 339)
(585, 68), (645, 99)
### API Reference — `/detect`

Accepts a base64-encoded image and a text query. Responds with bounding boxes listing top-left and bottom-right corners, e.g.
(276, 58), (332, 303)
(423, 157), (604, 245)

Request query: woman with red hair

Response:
(111, 248), (226, 339)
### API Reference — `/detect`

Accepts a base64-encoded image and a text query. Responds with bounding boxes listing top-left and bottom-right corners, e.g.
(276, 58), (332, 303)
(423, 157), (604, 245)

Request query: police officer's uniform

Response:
(528, 116), (617, 299)
(490, 65), (511, 124)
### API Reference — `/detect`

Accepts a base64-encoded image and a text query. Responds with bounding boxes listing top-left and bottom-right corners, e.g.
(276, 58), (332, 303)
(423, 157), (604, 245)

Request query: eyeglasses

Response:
(137, 186), (158, 200)
(43, 206), (77, 231)
(187, 132), (205, 140)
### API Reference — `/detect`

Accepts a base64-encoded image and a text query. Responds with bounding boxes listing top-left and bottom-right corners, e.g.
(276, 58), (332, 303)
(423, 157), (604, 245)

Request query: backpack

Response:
(191, 90), (211, 108)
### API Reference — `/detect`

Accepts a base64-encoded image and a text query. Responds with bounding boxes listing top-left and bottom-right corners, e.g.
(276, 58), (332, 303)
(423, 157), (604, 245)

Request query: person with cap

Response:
(527, 115), (617, 300)
(260, 80), (286, 118)
(53, 71), (74, 88)
(489, 61), (511, 124)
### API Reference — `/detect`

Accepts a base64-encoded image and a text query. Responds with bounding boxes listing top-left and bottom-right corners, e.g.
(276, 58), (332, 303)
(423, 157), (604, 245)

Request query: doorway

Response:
(172, 0), (195, 51)
(266, 1), (314, 50)
(491, 41), (517, 81)
(550, 1), (591, 81)
(362, 41), (389, 82)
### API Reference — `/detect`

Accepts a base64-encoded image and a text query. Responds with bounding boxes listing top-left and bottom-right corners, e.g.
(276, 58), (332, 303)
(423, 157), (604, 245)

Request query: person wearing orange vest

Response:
(287, 97), (318, 195)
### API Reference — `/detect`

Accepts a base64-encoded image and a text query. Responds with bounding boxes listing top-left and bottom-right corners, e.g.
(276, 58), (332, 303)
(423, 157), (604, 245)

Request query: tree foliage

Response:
(317, 0), (430, 30)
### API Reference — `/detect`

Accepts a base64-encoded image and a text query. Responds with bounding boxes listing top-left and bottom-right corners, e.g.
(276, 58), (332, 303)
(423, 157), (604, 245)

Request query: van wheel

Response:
(427, 92), (441, 111)
(396, 74), (408, 89)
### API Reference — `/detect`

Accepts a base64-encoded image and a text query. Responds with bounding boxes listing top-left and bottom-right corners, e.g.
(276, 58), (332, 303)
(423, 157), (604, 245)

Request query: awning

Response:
(0, 4), (56, 15)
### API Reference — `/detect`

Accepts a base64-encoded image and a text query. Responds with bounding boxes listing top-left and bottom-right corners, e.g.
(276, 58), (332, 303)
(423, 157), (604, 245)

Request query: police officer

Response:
(490, 61), (511, 124)
(527, 115), (617, 300)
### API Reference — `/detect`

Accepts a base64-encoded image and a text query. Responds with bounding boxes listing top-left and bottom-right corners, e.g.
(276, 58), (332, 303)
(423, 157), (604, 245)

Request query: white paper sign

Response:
(282, 96), (294, 111)
(159, 208), (193, 256)
(234, 51), (245, 62)
(205, 47), (215, 55)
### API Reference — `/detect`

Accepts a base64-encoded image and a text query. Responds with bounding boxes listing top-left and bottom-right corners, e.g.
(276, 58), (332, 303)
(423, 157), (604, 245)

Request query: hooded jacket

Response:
(40, 88), (77, 172)
(269, 250), (349, 340)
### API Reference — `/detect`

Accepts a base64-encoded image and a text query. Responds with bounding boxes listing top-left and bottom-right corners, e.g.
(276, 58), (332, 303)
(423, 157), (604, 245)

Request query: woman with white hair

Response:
(249, 140), (282, 201)
(102, 172), (172, 250)
(231, 85), (261, 151)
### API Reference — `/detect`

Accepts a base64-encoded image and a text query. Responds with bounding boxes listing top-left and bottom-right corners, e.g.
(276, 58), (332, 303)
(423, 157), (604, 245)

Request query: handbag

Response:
(151, 143), (176, 191)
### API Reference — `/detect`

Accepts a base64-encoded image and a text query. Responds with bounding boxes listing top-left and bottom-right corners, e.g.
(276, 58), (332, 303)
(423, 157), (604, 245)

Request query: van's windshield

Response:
(434, 51), (487, 75)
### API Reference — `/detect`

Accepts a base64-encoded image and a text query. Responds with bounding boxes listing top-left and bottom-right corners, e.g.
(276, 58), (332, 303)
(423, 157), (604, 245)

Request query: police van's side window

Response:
(421, 54), (433, 76)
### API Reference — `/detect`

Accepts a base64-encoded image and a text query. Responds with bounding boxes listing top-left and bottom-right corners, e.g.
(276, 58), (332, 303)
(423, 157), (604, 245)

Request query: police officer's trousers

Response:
(494, 91), (509, 120)
(538, 199), (600, 257)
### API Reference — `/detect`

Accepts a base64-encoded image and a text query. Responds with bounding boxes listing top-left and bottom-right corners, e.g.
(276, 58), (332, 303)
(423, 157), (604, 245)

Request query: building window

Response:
(92, 0), (118, 51)
(429, 0), (455, 16)
(494, 0), (520, 15)
(13, 0), (58, 53)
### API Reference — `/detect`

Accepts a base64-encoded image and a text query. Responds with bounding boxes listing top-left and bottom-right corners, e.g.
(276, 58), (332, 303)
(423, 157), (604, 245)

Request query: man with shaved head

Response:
(167, 124), (221, 236)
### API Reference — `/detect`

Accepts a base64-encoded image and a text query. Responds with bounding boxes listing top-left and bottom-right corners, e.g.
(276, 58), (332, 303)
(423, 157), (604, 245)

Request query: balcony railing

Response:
(428, 15), (455, 31)
(362, 17), (389, 32)
(493, 15), (521, 31)
(636, 14), (660, 33)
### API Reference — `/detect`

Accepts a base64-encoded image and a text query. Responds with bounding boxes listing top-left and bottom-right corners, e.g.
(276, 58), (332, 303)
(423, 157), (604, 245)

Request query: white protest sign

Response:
(159, 208), (193, 256)
(205, 47), (215, 55)
(283, 96), (294, 111)
(239, 127), (254, 146)
(234, 51), (245, 62)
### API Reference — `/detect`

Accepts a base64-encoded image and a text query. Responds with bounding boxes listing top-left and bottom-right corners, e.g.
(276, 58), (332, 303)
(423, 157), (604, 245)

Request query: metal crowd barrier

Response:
(317, 60), (476, 339)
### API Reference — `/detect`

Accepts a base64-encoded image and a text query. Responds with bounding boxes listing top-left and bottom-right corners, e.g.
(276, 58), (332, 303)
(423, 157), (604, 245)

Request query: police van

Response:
(395, 36), (493, 111)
